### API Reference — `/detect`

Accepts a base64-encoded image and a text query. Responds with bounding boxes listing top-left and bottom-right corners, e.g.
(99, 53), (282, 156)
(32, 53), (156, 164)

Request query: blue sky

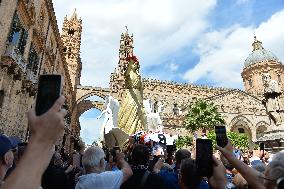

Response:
(53, 0), (284, 144)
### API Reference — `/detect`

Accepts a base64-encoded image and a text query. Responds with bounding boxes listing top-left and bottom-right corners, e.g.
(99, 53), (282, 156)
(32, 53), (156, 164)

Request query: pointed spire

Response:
(252, 35), (264, 51)
(119, 27), (134, 59)
(71, 8), (78, 20)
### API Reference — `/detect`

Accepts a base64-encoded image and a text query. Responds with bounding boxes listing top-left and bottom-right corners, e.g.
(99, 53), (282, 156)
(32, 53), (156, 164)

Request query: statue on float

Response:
(143, 99), (163, 131)
(262, 73), (284, 126)
(97, 95), (120, 137)
(118, 55), (147, 135)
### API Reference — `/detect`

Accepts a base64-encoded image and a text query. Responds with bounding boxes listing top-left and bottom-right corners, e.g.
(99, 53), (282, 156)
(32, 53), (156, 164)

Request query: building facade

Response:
(75, 29), (284, 148)
(106, 31), (284, 145)
(0, 0), (79, 152)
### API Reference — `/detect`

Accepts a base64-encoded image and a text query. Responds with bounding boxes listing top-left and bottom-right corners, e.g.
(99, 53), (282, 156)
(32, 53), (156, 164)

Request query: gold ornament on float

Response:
(118, 55), (147, 135)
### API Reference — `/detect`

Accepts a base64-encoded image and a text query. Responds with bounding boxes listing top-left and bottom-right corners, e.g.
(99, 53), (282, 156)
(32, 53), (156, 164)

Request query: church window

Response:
(173, 103), (179, 115)
(248, 79), (252, 87)
(27, 43), (39, 75)
(68, 28), (75, 36)
(153, 101), (158, 113)
(68, 47), (72, 58)
(0, 90), (4, 108)
(7, 12), (28, 55)
(65, 113), (71, 124)
(238, 128), (245, 133)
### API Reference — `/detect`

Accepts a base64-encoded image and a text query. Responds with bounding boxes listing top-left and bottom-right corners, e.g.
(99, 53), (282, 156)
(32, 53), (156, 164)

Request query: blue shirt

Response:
(158, 169), (209, 189)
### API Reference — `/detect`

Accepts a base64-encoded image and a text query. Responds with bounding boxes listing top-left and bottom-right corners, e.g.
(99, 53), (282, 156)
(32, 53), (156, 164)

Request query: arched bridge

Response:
(76, 85), (111, 103)
(77, 100), (105, 117)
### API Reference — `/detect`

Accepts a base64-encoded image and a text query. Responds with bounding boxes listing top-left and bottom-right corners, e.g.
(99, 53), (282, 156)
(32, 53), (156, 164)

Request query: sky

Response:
(53, 0), (284, 144)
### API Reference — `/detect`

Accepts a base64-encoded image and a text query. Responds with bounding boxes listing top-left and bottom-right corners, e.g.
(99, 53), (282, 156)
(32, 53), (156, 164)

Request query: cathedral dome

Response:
(244, 36), (280, 68)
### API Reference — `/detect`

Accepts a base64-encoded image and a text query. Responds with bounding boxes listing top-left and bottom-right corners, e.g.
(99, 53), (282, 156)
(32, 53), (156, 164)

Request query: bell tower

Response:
(61, 9), (82, 91)
(110, 27), (134, 93)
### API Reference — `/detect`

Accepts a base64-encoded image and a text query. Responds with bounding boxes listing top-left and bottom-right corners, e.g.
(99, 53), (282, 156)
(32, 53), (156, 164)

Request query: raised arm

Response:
(1, 96), (67, 189)
(116, 152), (133, 183)
(216, 140), (265, 189)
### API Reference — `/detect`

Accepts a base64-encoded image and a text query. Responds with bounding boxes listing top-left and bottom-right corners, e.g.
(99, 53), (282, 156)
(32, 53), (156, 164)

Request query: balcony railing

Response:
(4, 44), (27, 73)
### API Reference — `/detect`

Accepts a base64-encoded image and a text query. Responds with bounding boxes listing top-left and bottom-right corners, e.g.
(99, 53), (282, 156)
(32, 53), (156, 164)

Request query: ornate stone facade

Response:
(0, 0), (76, 152)
(77, 31), (284, 145)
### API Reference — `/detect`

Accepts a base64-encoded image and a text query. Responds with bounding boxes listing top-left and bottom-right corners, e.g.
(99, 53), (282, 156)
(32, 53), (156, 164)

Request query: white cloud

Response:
(79, 114), (104, 144)
(183, 9), (284, 89)
(53, 0), (217, 87)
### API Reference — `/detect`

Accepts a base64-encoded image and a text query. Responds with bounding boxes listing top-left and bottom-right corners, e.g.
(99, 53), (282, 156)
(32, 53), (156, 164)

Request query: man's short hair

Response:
(180, 158), (201, 189)
(175, 149), (191, 164)
(132, 144), (150, 166)
(82, 146), (105, 169)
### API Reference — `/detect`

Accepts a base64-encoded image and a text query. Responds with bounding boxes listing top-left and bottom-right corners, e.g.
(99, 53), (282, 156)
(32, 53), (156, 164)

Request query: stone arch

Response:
(229, 115), (253, 140)
(77, 100), (104, 117)
(255, 121), (269, 140)
(76, 86), (111, 104)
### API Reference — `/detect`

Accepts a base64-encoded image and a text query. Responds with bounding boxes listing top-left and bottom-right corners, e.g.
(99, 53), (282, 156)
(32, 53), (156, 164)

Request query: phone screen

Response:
(35, 75), (62, 116)
(215, 125), (228, 148)
(196, 139), (213, 178)
(259, 143), (264, 151)
(259, 143), (265, 158)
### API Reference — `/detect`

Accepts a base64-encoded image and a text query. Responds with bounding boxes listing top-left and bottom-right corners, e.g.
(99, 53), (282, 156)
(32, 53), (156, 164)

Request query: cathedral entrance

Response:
(229, 115), (253, 148)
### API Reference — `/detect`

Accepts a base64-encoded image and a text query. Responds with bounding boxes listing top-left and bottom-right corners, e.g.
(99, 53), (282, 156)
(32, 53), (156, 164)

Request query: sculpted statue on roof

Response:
(262, 73), (284, 126)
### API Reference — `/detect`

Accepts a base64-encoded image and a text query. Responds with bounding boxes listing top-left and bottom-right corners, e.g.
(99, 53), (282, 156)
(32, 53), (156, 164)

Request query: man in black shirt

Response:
(121, 144), (169, 189)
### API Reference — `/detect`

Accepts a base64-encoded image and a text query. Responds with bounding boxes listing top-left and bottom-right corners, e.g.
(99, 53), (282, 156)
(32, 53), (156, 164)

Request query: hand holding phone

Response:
(111, 146), (120, 162)
(196, 139), (213, 178)
(259, 142), (265, 158)
(215, 125), (228, 148)
(35, 75), (62, 116)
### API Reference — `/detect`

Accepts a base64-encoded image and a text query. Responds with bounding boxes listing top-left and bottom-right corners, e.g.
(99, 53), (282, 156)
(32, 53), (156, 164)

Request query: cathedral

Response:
(107, 31), (284, 150)
(0, 0), (283, 152)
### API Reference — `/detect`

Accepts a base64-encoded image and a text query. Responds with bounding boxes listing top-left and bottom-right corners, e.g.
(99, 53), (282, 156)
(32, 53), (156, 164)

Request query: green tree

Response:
(175, 135), (193, 149)
(207, 131), (249, 150)
(183, 100), (225, 132)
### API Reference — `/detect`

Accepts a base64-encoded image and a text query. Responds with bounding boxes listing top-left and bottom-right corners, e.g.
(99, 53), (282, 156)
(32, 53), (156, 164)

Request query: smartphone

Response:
(111, 146), (120, 162)
(259, 142), (265, 151)
(259, 142), (265, 158)
(215, 125), (228, 148)
(196, 139), (213, 178)
(35, 75), (62, 116)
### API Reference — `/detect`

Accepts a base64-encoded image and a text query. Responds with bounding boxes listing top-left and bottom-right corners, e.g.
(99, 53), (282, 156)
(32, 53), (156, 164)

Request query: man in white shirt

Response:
(75, 146), (132, 189)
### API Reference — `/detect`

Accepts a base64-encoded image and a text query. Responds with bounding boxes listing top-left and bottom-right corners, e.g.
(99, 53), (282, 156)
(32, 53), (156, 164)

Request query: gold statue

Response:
(118, 55), (147, 135)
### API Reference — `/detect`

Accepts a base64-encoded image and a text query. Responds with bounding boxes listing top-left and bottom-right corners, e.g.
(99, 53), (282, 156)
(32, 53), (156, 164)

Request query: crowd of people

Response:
(0, 96), (284, 189)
